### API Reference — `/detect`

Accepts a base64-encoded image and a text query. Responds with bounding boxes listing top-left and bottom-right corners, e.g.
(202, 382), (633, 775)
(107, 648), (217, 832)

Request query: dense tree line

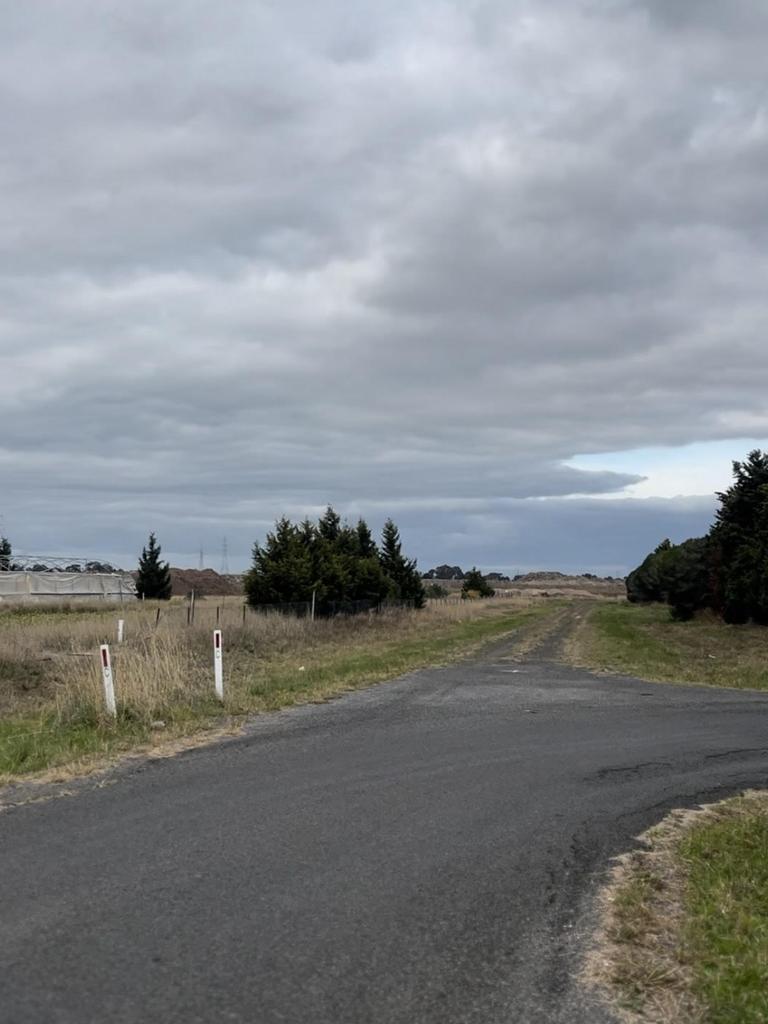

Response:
(422, 564), (510, 582)
(244, 507), (425, 612)
(423, 564), (466, 580)
(627, 450), (768, 622)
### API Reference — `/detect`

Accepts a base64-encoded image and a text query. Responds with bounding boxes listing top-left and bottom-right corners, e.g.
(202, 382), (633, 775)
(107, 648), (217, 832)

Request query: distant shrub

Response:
(462, 568), (495, 599)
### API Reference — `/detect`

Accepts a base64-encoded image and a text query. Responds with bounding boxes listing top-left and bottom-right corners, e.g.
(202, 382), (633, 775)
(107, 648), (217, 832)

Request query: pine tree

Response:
(626, 539), (672, 604)
(335, 523), (361, 556)
(380, 519), (425, 608)
(318, 505), (342, 543)
(627, 450), (768, 623)
(0, 536), (11, 572)
(661, 538), (711, 621)
(461, 568), (495, 599)
(136, 532), (172, 600)
(355, 519), (377, 558)
(348, 555), (391, 604)
(298, 518), (316, 549)
(245, 517), (314, 606)
(380, 519), (402, 571)
(246, 511), (424, 613)
(712, 450), (768, 622)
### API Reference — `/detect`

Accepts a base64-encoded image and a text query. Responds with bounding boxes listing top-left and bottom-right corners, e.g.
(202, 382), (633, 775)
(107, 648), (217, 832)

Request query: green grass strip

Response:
(680, 803), (768, 1023)
(0, 605), (548, 778)
(248, 607), (546, 707)
(574, 602), (768, 690)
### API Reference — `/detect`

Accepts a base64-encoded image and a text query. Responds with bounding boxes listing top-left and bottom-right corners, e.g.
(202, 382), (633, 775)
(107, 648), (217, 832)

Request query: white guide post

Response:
(213, 629), (224, 701)
(100, 644), (117, 718)
(117, 619), (125, 644)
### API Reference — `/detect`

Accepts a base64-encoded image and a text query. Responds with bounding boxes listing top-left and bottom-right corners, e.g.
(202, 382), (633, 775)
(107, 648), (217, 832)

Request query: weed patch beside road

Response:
(0, 598), (555, 781)
(566, 602), (768, 691)
(589, 791), (768, 1024)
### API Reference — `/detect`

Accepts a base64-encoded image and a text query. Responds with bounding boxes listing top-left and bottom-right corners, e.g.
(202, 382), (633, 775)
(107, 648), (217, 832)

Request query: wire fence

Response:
(157, 596), (419, 627)
(0, 592), (525, 756)
(0, 597), (421, 755)
(244, 598), (416, 618)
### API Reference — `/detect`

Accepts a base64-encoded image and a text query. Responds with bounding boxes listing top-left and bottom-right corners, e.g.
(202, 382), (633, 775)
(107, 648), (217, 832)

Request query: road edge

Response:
(0, 610), (542, 812)
(584, 789), (768, 1023)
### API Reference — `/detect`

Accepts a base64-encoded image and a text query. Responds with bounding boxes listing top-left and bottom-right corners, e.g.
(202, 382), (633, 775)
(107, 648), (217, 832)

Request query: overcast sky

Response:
(2, 1), (767, 574)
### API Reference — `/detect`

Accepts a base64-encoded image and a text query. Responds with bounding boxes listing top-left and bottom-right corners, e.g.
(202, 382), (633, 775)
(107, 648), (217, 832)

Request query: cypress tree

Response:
(244, 517), (314, 606)
(461, 568), (495, 598)
(712, 450), (768, 623)
(136, 532), (172, 600)
(662, 538), (712, 621)
(626, 539), (672, 604)
(318, 505), (342, 543)
(246, 511), (424, 613)
(380, 519), (425, 608)
(380, 519), (402, 570)
(627, 449), (768, 623)
(298, 518), (316, 549)
(355, 519), (377, 558)
(335, 523), (361, 556)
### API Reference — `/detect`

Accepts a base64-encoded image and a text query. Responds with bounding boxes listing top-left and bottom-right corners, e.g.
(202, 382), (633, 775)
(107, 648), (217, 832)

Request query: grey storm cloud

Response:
(1, 1), (767, 570)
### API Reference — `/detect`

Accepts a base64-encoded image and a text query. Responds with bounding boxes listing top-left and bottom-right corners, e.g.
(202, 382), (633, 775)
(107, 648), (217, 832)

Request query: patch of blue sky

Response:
(566, 438), (768, 500)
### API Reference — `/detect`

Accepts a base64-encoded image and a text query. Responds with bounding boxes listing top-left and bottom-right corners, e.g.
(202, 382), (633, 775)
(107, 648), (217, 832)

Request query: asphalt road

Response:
(2, 633), (768, 1024)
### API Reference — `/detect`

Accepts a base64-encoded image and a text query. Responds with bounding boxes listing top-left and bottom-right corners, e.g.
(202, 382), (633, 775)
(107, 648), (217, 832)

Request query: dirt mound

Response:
(514, 571), (622, 584)
(507, 572), (625, 597)
(169, 568), (243, 597)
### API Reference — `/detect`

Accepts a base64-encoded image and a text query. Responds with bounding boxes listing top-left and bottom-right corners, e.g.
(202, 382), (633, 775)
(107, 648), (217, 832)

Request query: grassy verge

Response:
(589, 792), (768, 1024)
(566, 602), (768, 690)
(681, 797), (768, 1023)
(243, 605), (553, 708)
(0, 715), (156, 778)
(0, 599), (554, 781)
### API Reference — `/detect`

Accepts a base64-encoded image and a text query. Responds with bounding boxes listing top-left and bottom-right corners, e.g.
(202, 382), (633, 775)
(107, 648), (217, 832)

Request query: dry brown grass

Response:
(566, 603), (768, 691)
(0, 595), (551, 779)
(587, 811), (703, 1023)
(56, 630), (205, 724)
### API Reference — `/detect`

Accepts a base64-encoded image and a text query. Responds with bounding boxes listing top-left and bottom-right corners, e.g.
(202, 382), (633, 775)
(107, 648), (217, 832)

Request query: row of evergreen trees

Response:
(244, 507), (425, 612)
(3, 515), (425, 614)
(627, 450), (768, 623)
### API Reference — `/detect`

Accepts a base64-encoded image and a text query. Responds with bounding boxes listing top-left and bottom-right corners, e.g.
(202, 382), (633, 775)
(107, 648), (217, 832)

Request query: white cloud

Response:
(1, 1), (766, 570)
